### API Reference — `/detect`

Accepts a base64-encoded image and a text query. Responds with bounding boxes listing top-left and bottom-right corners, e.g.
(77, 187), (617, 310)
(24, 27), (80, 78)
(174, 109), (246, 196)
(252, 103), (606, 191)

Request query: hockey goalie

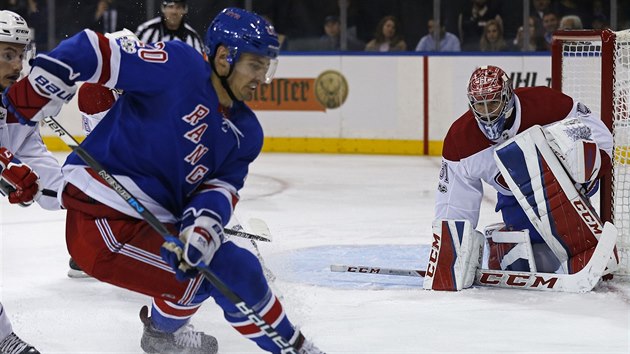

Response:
(424, 65), (618, 291)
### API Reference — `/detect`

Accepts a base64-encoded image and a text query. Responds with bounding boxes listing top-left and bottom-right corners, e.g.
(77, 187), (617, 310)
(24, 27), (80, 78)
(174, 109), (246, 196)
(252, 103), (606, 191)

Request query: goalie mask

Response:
(467, 65), (515, 141)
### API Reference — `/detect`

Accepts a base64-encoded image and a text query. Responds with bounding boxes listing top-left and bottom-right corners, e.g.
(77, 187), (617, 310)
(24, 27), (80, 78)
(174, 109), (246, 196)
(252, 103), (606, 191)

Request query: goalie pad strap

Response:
(424, 219), (483, 291)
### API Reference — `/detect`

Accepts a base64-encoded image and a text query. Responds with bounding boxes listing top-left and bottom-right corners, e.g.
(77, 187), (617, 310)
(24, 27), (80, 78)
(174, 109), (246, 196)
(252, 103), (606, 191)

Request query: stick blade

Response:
(249, 218), (273, 242)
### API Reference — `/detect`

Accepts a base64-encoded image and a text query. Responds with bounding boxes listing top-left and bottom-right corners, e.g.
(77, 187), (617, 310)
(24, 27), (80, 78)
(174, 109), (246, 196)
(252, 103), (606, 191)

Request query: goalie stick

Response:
(43, 116), (298, 353)
(330, 222), (617, 293)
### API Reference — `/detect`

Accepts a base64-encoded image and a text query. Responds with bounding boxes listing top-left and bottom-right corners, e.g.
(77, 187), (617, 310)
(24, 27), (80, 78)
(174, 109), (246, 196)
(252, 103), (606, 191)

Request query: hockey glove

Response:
(0, 147), (41, 206)
(2, 62), (77, 126)
(160, 210), (224, 281)
(544, 118), (601, 184)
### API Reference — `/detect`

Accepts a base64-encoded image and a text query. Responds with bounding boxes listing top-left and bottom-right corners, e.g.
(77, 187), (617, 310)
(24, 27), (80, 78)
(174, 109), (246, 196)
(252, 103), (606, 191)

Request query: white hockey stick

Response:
(230, 219), (277, 282)
(331, 222), (617, 293)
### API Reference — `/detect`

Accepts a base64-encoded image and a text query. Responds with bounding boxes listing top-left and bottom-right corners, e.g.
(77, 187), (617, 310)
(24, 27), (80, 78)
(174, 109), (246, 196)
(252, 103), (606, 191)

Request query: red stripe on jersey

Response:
(196, 183), (239, 208)
(153, 298), (200, 318)
(232, 296), (284, 336)
(95, 32), (112, 85)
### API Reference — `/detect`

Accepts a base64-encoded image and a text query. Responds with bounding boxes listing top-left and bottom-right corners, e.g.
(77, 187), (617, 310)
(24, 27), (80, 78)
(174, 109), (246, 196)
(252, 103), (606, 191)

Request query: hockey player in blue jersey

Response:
(3, 7), (324, 354)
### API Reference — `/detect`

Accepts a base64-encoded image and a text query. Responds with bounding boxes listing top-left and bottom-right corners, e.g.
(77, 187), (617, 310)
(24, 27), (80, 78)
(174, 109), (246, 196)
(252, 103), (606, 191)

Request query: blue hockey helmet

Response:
(205, 8), (279, 83)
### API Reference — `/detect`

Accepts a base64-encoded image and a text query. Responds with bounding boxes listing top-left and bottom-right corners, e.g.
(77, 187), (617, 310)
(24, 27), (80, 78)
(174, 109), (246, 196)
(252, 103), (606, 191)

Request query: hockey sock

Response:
(226, 291), (296, 354)
(150, 299), (201, 333)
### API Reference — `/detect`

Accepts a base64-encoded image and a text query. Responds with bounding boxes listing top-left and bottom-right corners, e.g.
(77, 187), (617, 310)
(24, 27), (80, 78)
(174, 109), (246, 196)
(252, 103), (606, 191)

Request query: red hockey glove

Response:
(0, 147), (41, 206)
(2, 64), (77, 126)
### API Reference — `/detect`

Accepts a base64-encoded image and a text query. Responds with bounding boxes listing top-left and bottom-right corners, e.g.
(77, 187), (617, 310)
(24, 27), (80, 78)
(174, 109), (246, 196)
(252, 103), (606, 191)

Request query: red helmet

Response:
(467, 65), (515, 141)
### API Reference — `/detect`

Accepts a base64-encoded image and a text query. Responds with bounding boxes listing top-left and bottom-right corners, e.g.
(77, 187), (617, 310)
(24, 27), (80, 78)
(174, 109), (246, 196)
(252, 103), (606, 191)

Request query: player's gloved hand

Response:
(2, 61), (77, 126)
(160, 210), (224, 281)
(0, 147), (41, 206)
(544, 117), (601, 183)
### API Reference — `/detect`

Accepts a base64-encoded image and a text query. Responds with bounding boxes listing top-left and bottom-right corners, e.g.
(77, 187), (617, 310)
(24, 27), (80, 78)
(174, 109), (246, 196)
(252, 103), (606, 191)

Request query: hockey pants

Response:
(62, 183), (297, 353)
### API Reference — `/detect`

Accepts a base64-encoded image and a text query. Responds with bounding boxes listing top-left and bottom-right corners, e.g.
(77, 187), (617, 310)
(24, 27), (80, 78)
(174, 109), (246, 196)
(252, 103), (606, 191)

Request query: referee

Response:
(135, 0), (204, 54)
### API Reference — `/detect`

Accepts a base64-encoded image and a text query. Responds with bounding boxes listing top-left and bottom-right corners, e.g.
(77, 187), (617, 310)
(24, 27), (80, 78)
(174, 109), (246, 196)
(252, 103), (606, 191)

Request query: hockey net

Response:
(552, 29), (630, 277)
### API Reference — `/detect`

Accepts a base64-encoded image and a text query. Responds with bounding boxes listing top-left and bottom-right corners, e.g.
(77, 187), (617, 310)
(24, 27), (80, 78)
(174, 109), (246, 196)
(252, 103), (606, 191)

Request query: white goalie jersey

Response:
(435, 86), (613, 230)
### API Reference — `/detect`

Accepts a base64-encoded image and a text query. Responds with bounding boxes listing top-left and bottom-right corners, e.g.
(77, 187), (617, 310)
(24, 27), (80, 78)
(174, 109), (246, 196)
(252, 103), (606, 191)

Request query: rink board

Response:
(41, 54), (551, 155)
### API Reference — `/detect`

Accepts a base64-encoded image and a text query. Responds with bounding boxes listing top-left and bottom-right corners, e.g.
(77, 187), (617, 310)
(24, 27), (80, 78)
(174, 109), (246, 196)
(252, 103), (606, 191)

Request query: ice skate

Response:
(67, 258), (90, 278)
(0, 332), (40, 354)
(293, 331), (326, 354)
(139, 306), (218, 354)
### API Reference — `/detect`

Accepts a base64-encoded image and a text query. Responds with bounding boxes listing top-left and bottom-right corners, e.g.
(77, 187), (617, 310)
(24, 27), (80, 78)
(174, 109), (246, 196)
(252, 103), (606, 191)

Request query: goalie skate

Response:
(0, 332), (40, 354)
(139, 306), (218, 354)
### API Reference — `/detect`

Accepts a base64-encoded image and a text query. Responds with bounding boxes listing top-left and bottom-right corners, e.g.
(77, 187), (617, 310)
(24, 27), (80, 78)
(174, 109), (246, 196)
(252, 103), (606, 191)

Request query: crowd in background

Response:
(2, 0), (630, 53)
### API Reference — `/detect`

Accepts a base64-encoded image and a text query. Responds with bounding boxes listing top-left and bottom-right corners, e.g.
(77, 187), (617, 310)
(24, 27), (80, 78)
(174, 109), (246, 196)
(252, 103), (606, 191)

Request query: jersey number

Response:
(138, 42), (168, 63)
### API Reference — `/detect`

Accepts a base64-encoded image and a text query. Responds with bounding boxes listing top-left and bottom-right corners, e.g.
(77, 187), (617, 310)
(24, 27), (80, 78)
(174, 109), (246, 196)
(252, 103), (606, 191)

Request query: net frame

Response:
(551, 29), (630, 276)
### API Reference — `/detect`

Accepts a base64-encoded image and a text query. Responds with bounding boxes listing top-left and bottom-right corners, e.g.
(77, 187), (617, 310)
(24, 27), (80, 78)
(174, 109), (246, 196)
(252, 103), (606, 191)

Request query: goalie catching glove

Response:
(161, 209), (225, 281)
(2, 56), (77, 126)
(0, 147), (40, 206)
(543, 117), (601, 184)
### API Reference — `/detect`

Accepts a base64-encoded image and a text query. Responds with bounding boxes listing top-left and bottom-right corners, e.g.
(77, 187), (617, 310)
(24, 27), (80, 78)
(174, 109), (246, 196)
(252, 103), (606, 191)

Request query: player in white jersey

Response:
(425, 65), (615, 291)
(0, 10), (64, 354)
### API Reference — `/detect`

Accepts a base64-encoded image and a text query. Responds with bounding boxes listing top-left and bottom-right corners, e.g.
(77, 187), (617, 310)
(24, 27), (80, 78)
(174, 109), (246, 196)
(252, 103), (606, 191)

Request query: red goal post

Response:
(551, 29), (630, 276)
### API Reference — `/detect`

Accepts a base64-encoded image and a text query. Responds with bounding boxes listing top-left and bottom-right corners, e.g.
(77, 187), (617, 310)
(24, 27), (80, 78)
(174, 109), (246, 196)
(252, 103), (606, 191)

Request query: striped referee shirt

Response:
(135, 17), (204, 54)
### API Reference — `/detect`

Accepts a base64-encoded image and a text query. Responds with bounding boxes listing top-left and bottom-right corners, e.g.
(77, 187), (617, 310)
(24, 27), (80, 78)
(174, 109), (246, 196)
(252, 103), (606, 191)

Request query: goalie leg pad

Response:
(424, 220), (484, 291)
(494, 125), (605, 274)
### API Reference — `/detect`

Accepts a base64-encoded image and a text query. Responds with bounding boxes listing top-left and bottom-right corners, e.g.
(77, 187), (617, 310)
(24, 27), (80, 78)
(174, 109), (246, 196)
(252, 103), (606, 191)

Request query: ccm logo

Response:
(33, 75), (75, 101)
(478, 271), (558, 289)
(347, 266), (380, 274)
(573, 200), (602, 235)
(425, 233), (441, 277)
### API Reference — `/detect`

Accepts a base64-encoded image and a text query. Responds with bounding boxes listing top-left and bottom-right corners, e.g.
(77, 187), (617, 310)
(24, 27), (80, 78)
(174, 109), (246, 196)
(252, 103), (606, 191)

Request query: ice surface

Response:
(0, 152), (628, 353)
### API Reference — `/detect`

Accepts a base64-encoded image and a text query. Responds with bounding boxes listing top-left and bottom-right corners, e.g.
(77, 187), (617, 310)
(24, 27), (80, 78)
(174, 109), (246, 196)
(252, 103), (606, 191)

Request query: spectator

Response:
(89, 0), (118, 33)
(415, 17), (460, 52)
(458, 0), (502, 51)
(1, 0), (46, 49)
(479, 19), (512, 52)
(591, 14), (609, 30)
(513, 16), (546, 52)
(317, 15), (364, 51)
(365, 15), (407, 52)
(532, 0), (552, 21)
(542, 11), (559, 50)
(554, 0), (589, 20)
(559, 15), (583, 30)
(135, 0), (204, 54)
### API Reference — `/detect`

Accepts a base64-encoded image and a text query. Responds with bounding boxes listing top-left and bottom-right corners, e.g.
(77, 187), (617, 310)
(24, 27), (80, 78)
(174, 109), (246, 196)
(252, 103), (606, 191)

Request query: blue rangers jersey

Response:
(43, 30), (263, 225)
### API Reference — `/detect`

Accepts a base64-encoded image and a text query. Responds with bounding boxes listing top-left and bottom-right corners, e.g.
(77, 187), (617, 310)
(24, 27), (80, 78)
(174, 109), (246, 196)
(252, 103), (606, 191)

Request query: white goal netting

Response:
(555, 30), (630, 276)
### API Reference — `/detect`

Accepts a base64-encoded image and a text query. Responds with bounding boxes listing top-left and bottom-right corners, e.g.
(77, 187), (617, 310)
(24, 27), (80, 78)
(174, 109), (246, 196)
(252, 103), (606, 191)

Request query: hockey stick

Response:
(331, 264), (426, 277)
(232, 219), (277, 282)
(331, 222), (617, 293)
(43, 116), (298, 352)
(0, 179), (57, 205)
